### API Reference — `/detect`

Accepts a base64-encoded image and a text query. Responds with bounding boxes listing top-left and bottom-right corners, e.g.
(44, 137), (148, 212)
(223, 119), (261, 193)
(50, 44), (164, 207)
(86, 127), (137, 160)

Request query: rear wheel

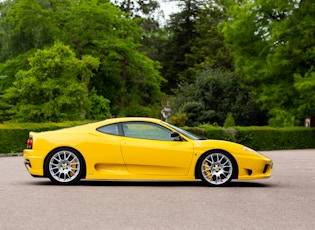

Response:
(198, 151), (234, 186)
(45, 148), (84, 185)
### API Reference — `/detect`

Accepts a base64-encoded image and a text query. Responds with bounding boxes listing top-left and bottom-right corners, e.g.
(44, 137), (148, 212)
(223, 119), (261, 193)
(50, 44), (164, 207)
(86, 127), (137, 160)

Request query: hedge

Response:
(184, 125), (315, 150)
(234, 126), (315, 150)
(0, 122), (314, 154)
(0, 121), (90, 153)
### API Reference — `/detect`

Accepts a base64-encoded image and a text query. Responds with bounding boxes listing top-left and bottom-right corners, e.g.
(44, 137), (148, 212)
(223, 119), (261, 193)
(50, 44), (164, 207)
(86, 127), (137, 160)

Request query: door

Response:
(120, 121), (194, 176)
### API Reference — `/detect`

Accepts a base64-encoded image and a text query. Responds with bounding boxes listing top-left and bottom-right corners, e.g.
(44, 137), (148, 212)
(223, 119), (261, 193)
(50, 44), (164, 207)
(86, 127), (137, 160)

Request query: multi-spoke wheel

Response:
(198, 151), (235, 186)
(45, 149), (84, 185)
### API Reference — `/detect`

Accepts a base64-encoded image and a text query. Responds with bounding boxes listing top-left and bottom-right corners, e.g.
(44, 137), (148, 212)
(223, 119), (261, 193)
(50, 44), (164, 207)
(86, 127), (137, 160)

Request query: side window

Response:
(97, 124), (120, 135)
(122, 122), (174, 141)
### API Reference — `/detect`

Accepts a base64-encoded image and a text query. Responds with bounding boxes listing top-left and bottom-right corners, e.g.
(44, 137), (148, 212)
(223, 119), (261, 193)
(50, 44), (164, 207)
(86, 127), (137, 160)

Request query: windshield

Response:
(162, 121), (206, 140)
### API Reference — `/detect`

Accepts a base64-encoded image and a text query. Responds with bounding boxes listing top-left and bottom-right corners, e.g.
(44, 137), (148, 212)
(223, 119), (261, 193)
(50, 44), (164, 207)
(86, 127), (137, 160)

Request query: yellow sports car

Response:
(23, 117), (272, 186)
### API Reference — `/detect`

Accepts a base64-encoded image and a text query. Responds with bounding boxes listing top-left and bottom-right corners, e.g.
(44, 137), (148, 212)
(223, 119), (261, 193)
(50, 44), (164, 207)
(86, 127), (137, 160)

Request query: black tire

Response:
(198, 151), (234, 186)
(44, 148), (84, 185)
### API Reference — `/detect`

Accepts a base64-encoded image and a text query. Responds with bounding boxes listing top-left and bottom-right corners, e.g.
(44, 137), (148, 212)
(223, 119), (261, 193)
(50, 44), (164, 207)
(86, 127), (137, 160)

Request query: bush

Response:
(268, 109), (296, 127)
(119, 103), (158, 118)
(179, 101), (205, 126)
(183, 124), (237, 142)
(169, 113), (188, 127)
(88, 88), (111, 120)
(224, 113), (236, 127)
(181, 126), (206, 138)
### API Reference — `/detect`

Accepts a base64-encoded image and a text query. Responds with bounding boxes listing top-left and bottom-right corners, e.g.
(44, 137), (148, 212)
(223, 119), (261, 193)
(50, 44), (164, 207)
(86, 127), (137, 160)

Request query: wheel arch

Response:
(43, 146), (87, 179)
(194, 149), (239, 180)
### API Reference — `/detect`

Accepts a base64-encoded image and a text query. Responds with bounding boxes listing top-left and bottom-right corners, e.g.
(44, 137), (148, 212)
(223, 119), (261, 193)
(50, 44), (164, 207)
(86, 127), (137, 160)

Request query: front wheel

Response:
(45, 148), (84, 185)
(198, 151), (235, 186)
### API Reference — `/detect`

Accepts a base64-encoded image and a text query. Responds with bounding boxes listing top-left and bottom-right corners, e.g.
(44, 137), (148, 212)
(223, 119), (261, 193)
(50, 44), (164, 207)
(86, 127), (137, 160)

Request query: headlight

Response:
(243, 146), (261, 155)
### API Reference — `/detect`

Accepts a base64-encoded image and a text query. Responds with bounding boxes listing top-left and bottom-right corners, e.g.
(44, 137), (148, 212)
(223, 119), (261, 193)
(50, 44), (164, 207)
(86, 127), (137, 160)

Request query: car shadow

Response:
(80, 180), (272, 188)
(28, 179), (273, 188)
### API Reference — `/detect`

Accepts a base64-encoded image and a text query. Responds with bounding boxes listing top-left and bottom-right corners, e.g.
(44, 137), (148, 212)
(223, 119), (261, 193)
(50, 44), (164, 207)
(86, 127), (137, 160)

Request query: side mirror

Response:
(171, 132), (180, 138)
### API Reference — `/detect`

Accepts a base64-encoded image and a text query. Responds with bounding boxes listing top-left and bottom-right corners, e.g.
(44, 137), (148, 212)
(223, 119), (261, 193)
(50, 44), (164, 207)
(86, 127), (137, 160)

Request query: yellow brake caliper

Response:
(70, 159), (77, 177)
(203, 162), (212, 179)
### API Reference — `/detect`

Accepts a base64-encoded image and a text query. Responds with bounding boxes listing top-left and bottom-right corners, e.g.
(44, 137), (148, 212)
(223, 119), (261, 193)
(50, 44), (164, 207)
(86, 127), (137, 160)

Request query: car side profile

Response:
(23, 117), (272, 186)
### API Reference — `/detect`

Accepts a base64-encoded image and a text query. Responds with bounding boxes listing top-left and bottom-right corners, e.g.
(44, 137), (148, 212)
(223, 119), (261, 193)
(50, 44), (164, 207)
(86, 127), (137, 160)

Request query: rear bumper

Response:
(23, 149), (46, 177)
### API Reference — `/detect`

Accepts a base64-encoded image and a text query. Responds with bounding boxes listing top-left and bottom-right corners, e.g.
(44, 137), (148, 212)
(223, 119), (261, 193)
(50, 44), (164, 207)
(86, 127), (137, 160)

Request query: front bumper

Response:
(237, 156), (273, 180)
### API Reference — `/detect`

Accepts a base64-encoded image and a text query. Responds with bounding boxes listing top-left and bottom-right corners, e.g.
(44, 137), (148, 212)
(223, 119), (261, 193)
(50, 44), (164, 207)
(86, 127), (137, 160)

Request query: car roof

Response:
(107, 117), (161, 122)
(86, 117), (163, 127)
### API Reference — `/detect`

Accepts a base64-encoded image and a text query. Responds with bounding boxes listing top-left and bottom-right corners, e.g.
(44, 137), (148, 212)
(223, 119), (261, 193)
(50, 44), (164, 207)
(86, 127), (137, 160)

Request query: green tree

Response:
(173, 67), (267, 126)
(0, 50), (36, 94)
(294, 71), (315, 122)
(132, 0), (167, 62)
(1, 0), (53, 60)
(1, 0), (164, 118)
(220, 0), (315, 126)
(0, 0), (36, 95)
(49, 0), (164, 115)
(185, 1), (234, 75)
(160, 0), (201, 93)
(3, 42), (100, 122)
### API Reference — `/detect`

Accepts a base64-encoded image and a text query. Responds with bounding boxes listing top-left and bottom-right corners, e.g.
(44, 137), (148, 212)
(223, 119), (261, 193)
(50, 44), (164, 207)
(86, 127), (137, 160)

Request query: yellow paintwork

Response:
(23, 117), (272, 182)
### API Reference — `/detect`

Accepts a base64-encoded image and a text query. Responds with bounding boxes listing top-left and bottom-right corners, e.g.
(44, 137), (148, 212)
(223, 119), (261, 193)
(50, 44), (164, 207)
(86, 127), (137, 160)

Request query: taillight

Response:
(26, 138), (33, 149)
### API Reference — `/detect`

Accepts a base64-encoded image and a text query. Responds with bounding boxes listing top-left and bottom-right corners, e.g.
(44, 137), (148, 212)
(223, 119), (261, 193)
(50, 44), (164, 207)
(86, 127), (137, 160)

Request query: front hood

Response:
(195, 139), (244, 149)
(193, 139), (260, 157)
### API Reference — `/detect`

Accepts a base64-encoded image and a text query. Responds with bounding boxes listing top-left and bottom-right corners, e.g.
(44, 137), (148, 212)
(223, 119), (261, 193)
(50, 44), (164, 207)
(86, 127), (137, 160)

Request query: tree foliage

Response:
(88, 88), (111, 120)
(159, 0), (202, 93)
(1, 0), (314, 127)
(220, 0), (315, 125)
(3, 42), (100, 122)
(186, 1), (234, 73)
(172, 67), (266, 126)
(0, 0), (164, 120)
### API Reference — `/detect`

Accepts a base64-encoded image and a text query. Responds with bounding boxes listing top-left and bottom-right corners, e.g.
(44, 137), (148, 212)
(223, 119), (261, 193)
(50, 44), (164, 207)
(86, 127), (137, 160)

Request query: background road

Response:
(1, 149), (315, 230)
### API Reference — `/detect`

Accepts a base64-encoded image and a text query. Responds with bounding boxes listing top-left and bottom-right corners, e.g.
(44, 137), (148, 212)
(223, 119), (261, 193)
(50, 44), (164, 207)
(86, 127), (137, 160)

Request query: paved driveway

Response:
(0, 149), (315, 230)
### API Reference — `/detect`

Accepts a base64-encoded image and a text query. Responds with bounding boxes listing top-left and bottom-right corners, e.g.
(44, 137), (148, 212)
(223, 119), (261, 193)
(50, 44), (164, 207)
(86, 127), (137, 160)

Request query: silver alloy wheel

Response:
(201, 152), (233, 186)
(48, 150), (81, 183)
